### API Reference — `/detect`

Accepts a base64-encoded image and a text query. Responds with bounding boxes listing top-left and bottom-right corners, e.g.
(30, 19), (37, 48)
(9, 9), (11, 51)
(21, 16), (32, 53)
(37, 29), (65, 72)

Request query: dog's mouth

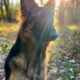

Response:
(34, 0), (49, 7)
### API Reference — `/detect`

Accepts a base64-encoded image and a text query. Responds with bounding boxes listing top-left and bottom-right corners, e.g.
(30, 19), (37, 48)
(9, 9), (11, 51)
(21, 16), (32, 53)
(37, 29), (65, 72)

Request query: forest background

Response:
(0, 0), (80, 80)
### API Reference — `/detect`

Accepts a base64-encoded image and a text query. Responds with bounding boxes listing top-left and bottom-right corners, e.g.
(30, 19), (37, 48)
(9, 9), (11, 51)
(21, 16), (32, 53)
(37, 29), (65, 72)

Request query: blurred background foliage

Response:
(0, 0), (80, 80)
(0, 0), (19, 22)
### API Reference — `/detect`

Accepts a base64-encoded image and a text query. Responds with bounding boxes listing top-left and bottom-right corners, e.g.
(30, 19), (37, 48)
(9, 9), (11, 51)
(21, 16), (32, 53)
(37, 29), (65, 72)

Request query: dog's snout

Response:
(49, 32), (58, 41)
(48, 25), (59, 41)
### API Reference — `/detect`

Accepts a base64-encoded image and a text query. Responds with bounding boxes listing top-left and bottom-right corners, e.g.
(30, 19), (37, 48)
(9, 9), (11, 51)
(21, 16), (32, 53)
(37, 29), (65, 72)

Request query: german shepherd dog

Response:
(5, 0), (58, 80)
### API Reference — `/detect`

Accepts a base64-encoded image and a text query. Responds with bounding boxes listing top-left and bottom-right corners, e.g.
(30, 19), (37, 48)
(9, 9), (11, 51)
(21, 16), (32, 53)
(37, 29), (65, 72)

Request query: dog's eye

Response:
(34, 0), (49, 7)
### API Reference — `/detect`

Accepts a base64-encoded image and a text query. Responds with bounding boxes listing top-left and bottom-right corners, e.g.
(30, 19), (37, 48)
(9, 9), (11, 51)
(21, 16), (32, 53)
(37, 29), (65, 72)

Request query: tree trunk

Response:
(3, 0), (11, 21)
(0, 0), (4, 18)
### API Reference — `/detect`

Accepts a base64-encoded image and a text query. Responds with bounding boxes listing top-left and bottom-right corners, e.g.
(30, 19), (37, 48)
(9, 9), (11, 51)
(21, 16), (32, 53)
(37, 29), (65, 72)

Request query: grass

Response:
(0, 21), (80, 80)
(68, 24), (80, 30)
(0, 21), (20, 37)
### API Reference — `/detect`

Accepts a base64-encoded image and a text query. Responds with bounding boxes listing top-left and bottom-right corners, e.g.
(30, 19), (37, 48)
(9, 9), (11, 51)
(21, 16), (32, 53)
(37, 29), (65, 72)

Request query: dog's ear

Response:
(20, 0), (37, 19)
(20, 0), (55, 20)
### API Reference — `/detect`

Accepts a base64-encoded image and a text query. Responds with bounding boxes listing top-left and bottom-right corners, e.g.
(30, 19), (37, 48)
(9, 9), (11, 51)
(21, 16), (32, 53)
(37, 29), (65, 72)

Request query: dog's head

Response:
(19, 0), (58, 44)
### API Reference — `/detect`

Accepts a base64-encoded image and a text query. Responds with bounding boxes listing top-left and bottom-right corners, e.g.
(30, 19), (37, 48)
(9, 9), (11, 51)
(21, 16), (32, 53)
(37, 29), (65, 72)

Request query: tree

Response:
(0, 0), (4, 18)
(3, 0), (12, 21)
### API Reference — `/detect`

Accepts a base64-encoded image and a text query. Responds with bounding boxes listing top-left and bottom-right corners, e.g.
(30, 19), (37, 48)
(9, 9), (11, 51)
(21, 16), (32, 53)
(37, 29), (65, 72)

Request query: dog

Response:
(4, 0), (58, 80)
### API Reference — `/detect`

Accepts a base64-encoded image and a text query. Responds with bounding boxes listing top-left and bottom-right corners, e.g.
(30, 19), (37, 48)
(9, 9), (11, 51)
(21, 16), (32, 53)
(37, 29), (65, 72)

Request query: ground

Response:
(0, 20), (80, 80)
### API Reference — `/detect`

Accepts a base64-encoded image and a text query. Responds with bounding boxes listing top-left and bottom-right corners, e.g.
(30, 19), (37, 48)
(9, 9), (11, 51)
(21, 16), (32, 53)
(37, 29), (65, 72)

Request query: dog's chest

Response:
(9, 53), (27, 71)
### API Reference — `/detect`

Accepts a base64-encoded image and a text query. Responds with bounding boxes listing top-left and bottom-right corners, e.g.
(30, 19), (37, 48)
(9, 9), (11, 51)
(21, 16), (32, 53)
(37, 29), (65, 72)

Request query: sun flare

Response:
(34, 0), (61, 7)
(34, 0), (49, 7)
(55, 0), (61, 7)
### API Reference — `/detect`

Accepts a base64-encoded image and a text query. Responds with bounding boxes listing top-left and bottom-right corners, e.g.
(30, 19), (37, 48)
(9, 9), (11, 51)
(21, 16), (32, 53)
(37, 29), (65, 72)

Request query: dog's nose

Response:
(48, 25), (59, 41)
(49, 32), (58, 41)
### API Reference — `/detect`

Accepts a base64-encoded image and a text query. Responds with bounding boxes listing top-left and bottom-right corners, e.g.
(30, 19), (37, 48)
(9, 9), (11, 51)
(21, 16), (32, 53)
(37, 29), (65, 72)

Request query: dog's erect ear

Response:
(20, 0), (55, 18)
(20, 0), (37, 19)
